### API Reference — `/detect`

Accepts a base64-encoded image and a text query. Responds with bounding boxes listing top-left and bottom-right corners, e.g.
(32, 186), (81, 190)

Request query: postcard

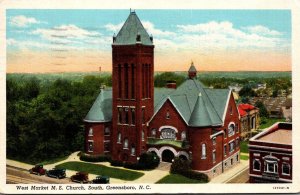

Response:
(0, 0), (300, 194)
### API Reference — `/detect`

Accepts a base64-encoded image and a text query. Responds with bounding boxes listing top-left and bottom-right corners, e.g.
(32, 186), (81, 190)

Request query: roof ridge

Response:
(202, 87), (223, 122)
(184, 93), (193, 115)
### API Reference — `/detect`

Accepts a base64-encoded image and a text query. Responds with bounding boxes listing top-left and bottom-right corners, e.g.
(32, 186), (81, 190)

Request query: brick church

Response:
(84, 11), (241, 178)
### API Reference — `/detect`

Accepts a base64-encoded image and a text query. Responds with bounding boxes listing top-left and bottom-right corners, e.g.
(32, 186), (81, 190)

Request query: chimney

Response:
(166, 80), (177, 89)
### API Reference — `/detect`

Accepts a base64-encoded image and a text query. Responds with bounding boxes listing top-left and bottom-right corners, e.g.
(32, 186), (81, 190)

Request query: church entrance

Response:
(162, 149), (175, 162)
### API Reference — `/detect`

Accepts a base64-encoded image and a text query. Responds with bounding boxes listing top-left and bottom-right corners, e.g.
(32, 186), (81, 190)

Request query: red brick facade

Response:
(83, 12), (241, 178)
(249, 122), (292, 183)
(111, 44), (154, 162)
(84, 122), (111, 155)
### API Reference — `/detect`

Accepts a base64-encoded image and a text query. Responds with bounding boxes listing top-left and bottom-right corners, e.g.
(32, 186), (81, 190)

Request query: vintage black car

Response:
(91, 175), (110, 184)
(46, 168), (66, 179)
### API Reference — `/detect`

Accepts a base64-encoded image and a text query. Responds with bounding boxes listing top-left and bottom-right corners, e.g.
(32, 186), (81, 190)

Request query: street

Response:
(6, 165), (72, 184)
(227, 167), (249, 183)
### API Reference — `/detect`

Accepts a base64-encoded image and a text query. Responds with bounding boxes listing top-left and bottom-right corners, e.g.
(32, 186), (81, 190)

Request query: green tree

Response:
(255, 101), (269, 118)
(239, 84), (256, 97)
(154, 72), (185, 87)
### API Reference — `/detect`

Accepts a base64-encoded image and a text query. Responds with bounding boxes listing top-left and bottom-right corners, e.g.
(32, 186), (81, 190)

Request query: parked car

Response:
(29, 164), (46, 176)
(91, 175), (110, 184)
(46, 168), (66, 179)
(70, 172), (89, 183)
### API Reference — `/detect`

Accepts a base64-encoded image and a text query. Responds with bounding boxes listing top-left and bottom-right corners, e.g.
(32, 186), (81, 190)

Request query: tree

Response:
(154, 72), (185, 87)
(239, 84), (256, 97)
(255, 101), (269, 118)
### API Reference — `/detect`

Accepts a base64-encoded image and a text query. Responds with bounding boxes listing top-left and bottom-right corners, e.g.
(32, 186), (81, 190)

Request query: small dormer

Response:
(188, 61), (197, 79)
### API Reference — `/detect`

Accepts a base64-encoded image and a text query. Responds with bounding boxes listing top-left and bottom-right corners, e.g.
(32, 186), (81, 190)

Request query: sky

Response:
(6, 9), (291, 73)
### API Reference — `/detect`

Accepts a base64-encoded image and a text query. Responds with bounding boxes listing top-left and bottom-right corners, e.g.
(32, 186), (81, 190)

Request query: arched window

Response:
(228, 123), (235, 137)
(123, 138), (129, 149)
(181, 131), (186, 141)
(282, 163), (290, 175)
(117, 132), (121, 143)
(201, 143), (206, 159)
(142, 130), (145, 141)
(131, 108), (135, 125)
(125, 107), (129, 124)
(212, 151), (216, 162)
(142, 107), (145, 124)
(131, 64), (135, 99)
(166, 110), (170, 119)
(124, 63), (129, 99)
(131, 145), (136, 156)
(88, 141), (93, 152)
(88, 128), (93, 136)
(212, 137), (216, 145)
(118, 64), (122, 98)
(104, 127), (110, 135)
(151, 129), (156, 137)
(161, 128), (176, 140)
(118, 107), (122, 124)
(253, 159), (261, 171)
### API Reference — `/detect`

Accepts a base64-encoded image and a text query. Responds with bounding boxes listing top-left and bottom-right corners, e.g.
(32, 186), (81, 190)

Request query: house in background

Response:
(282, 98), (292, 122)
(249, 122), (292, 183)
(83, 11), (241, 179)
(238, 104), (260, 140)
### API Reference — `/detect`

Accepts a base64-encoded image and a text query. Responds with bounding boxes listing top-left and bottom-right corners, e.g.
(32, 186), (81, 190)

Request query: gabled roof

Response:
(150, 79), (229, 127)
(113, 11), (153, 46)
(84, 79), (231, 127)
(84, 89), (112, 122)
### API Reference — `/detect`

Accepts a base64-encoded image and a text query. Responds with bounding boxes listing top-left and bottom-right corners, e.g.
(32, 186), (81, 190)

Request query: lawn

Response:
(240, 155), (249, 160)
(156, 174), (205, 184)
(240, 141), (249, 154)
(55, 161), (144, 181)
(259, 118), (285, 129)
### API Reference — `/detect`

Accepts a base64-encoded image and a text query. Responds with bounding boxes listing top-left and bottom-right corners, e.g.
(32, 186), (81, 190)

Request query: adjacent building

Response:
(238, 104), (260, 139)
(249, 122), (292, 183)
(83, 11), (241, 178)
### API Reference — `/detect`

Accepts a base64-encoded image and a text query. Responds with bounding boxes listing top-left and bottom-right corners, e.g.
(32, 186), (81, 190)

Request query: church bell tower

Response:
(111, 11), (154, 162)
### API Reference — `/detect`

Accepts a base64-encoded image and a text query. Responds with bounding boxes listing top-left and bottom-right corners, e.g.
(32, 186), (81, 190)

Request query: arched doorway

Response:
(162, 149), (175, 162)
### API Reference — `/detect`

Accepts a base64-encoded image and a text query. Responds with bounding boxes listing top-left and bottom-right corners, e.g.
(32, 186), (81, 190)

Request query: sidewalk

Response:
(209, 160), (249, 183)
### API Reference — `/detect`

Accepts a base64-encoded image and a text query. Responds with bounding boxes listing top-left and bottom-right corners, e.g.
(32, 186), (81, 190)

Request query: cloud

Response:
(9, 15), (43, 27)
(104, 23), (123, 33)
(177, 21), (234, 34)
(141, 21), (175, 37)
(105, 21), (175, 38)
(32, 24), (101, 40)
(242, 25), (282, 36)
(174, 21), (287, 51)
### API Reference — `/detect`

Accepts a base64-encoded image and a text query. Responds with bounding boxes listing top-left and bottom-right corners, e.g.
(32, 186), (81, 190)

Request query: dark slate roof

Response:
(152, 79), (228, 126)
(113, 11), (153, 46)
(84, 79), (231, 126)
(84, 89), (112, 122)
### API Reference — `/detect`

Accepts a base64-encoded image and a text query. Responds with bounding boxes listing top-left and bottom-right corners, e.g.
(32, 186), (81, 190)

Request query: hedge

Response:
(170, 157), (209, 182)
(110, 160), (124, 167)
(80, 153), (111, 162)
(110, 152), (160, 170)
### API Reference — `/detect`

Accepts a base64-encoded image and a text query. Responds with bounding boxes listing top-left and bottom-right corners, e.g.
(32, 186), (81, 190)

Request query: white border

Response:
(1, 0), (300, 194)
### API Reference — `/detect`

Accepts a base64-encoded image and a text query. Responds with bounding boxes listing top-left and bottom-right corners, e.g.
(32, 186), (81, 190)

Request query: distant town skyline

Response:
(7, 9), (291, 73)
